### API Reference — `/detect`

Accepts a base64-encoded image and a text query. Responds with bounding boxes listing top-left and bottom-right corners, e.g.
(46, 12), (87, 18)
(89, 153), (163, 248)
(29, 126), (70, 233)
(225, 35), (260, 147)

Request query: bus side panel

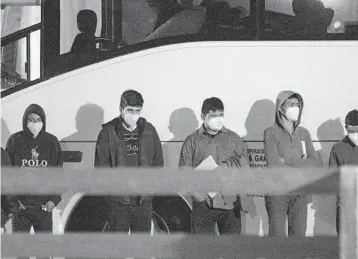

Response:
(2, 43), (356, 235)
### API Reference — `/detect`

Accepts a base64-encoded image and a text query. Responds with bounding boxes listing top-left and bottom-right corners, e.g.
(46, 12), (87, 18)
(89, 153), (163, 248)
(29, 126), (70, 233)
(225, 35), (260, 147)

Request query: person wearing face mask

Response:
(179, 97), (249, 235)
(329, 109), (358, 236)
(5, 104), (62, 238)
(263, 91), (320, 236)
(95, 89), (163, 234)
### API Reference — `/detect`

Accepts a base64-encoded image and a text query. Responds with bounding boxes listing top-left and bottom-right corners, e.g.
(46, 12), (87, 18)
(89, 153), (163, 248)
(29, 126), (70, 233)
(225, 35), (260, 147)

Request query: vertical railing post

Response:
(26, 33), (31, 83)
(340, 166), (358, 259)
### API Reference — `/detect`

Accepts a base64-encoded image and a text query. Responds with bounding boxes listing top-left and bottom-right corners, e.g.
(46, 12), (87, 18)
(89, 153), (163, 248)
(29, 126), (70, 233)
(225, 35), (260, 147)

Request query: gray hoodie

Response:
(264, 90), (321, 168)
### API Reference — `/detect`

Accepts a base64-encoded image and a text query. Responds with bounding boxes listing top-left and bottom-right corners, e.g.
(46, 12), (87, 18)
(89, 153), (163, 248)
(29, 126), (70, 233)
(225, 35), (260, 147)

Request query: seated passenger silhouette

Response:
(147, 0), (184, 31)
(199, 1), (230, 39)
(71, 10), (98, 54)
(291, 0), (334, 39)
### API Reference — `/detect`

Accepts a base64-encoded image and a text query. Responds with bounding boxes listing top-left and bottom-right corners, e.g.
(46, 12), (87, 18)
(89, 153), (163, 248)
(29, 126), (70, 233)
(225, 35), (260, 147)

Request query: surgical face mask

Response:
(27, 122), (43, 138)
(348, 132), (358, 145)
(206, 117), (225, 131)
(285, 107), (300, 122)
(123, 113), (140, 130)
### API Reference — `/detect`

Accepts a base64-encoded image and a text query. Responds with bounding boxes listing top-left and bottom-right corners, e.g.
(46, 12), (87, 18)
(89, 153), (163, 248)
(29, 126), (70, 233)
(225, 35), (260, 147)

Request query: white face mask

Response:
(348, 133), (358, 145)
(27, 122), (43, 138)
(123, 113), (140, 130)
(285, 107), (300, 122)
(207, 117), (225, 131)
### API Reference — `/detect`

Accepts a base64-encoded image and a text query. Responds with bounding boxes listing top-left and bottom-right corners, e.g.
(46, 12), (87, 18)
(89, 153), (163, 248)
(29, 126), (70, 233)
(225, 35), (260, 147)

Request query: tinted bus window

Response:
(1, 4), (41, 37)
(1, 0), (357, 95)
(265, 0), (358, 39)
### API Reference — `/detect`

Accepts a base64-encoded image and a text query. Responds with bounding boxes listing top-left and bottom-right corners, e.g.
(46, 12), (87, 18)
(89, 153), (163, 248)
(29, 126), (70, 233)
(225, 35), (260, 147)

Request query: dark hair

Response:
(287, 93), (300, 100)
(120, 90), (144, 108)
(346, 109), (358, 126)
(201, 97), (224, 115)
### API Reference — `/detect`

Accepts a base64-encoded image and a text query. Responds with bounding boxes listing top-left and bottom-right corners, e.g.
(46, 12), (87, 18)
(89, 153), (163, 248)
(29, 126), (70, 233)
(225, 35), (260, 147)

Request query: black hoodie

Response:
(95, 116), (164, 204)
(5, 104), (62, 207)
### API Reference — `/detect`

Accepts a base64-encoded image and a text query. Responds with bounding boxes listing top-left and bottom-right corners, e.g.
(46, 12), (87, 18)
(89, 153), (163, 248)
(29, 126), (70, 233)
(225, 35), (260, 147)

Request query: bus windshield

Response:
(1, 0), (357, 95)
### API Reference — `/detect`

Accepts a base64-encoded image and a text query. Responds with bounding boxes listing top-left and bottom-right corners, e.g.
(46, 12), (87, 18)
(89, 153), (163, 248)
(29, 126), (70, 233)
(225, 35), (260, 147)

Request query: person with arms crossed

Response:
(264, 91), (321, 236)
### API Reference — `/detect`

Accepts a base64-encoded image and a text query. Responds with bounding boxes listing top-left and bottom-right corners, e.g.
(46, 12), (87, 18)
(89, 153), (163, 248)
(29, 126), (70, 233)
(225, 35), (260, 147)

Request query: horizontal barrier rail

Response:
(2, 167), (357, 259)
(1, 233), (339, 259)
(58, 139), (341, 143)
(1, 167), (339, 195)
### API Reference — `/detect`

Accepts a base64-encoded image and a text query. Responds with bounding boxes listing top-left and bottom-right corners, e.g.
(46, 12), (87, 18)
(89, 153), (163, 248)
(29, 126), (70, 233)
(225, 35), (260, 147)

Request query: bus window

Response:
(1, 1), (41, 92)
(60, 0), (102, 55)
(1, 3), (41, 37)
(1, 38), (27, 91)
(264, 0), (358, 39)
(47, 0), (255, 78)
(1, 0), (357, 95)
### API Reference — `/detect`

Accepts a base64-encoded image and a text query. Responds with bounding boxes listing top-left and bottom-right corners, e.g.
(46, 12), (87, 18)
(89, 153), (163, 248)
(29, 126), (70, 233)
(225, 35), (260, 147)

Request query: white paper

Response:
(195, 155), (218, 198)
(208, 192), (217, 198)
(301, 141), (307, 156)
(194, 155), (218, 171)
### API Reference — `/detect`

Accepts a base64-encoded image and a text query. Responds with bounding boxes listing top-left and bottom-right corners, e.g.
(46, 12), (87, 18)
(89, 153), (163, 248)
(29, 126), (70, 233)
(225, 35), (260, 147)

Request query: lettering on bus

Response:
(247, 148), (267, 168)
(246, 147), (267, 197)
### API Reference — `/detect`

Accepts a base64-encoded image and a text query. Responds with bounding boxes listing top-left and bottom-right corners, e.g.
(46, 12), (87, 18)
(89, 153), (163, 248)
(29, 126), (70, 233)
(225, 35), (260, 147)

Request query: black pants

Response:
(13, 206), (52, 259)
(13, 206), (52, 232)
(191, 201), (241, 235)
(107, 200), (152, 233)
(265, 195), (307, 236)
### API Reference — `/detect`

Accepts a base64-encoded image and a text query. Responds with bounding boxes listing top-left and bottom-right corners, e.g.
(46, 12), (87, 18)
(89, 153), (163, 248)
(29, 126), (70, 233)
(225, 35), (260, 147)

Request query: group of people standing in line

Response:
(1, 89), (358, 238)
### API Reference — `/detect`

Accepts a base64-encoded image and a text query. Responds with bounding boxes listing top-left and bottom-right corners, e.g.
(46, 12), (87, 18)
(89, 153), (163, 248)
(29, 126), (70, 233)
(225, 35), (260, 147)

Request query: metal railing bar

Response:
(1, 167), (339, 195)
(26, 33), (31, 83)
(1, 233), (339, 258)
(58, 140), (342, 143)
(1, 23), (42, 47)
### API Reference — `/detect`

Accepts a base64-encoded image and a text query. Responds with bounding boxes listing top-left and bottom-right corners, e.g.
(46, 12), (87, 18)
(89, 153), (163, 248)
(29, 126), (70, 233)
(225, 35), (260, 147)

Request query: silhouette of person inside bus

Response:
(5, 104), (62, 241)
(243, 99), (275, 236)
(199, 1), (230, 39)
(71, 9), (98, 54)
(199, 1), (247, 40)
(291, 0), (334, 39)
(312, 118), (345, 236)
